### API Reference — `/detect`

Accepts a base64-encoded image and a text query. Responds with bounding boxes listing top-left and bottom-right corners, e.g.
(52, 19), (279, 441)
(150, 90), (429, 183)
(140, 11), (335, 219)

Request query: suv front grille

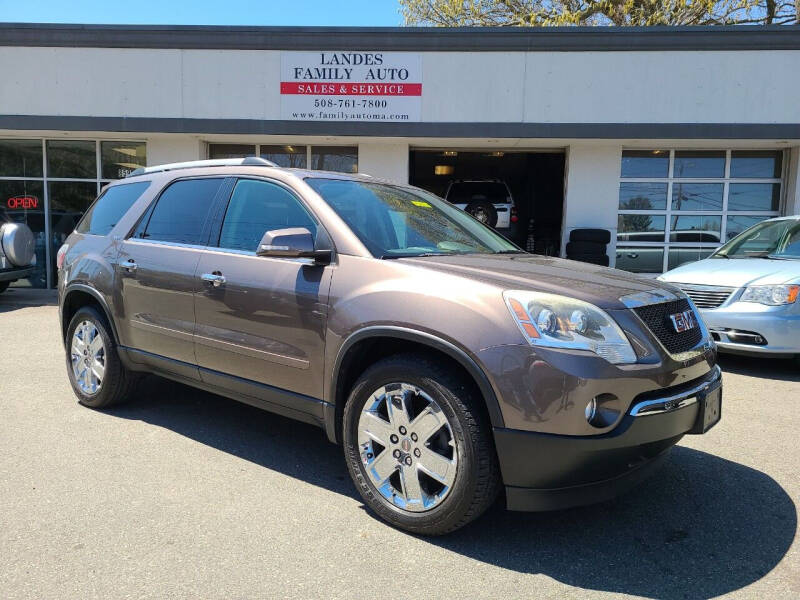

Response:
(677, 285), (735, 309)
(633, 298), (703, 355)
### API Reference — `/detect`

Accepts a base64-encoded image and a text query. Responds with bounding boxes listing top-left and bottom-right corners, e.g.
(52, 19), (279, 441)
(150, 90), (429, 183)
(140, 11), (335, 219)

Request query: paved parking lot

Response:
(1, 287), (798, 600)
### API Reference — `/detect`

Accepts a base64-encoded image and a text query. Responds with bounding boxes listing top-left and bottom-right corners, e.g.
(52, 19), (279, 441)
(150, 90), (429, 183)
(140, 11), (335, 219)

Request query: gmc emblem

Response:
(669, 310), (697, 333)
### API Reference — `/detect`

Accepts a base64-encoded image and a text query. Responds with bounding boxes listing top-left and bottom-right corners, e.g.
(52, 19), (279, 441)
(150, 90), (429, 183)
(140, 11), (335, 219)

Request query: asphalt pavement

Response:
(1, 288), (798, 599)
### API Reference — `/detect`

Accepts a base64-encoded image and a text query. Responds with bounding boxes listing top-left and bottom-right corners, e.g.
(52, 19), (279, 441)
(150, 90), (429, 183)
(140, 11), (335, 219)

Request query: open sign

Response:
(7, 195), (39, 210)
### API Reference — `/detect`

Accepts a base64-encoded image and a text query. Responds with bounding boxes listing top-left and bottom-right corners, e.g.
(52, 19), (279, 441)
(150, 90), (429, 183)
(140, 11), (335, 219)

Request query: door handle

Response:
(201, 272), (226, 287)
(121, 259), (137, 272)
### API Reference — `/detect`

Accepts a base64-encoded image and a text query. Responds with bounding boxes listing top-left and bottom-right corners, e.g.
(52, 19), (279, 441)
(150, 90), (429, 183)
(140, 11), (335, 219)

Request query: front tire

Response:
(343, 354), (501, 535)
(65, 306), (139, 408)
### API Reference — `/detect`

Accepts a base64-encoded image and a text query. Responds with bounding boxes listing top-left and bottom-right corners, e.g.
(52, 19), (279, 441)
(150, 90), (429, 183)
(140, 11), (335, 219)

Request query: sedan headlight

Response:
(503, 290), (637, 364)
(740, 284), (799, 306)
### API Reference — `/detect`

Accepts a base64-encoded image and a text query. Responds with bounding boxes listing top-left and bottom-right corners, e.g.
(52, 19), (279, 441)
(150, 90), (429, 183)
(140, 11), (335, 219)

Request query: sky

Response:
(0, 0), (403, 27)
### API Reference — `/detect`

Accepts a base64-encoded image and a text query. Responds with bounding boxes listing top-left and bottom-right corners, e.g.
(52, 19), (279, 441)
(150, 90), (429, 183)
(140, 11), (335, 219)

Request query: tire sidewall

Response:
(65, 306), (117, 408)
(343, 361), (482, 533)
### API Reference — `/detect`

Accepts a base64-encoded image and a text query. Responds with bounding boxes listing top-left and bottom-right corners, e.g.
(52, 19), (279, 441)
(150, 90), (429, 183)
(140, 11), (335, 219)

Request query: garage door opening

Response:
(409, 150), (565, 255)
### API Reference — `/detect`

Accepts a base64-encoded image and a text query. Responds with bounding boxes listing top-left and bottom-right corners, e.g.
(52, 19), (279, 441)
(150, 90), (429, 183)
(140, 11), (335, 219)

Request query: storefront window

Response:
(1, 179), (46, 287)
(616, 149), (784, 273)
(208, 144), (256, 160)
(46, 140), (97, 179)
(0, 138), (146, 288)
(101, 141), (147, 179)
(208, 143), (357, 173)
(311, 146), (358, 173)
(260, 145), (307, 168)
(0, 139), (43, 178)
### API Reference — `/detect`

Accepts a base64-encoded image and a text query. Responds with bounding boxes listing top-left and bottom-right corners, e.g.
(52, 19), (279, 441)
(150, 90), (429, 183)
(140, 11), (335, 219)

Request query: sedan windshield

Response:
(305, 178), (521, 258)
(714, 218), (800, 259)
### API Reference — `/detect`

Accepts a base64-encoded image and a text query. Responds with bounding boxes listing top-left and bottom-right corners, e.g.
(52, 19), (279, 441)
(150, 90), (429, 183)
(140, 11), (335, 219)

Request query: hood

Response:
(659, 257), (800, 288)
(398, 253), (677, 309)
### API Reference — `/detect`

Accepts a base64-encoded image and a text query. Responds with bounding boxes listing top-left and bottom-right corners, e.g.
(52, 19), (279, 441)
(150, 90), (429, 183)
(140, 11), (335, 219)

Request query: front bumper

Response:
(700, 303), (800, 355)
(493, 366), (722, 511)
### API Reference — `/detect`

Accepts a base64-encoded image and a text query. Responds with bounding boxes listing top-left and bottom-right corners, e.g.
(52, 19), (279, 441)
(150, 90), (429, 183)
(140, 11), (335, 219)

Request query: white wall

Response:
(357, 142), (409, 183)
(561, 143), (622, 260)
(2, 46), (799, 125)
(145, 135), (204, 165)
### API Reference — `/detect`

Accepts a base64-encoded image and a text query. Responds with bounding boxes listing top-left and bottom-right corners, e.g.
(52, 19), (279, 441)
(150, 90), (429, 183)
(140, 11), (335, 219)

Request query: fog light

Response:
(585, 394), (622, 429)
(585, 398), (597, 422)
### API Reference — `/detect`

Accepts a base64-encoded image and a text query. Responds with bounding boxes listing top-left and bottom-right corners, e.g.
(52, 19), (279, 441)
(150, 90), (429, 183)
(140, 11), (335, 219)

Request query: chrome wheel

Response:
(357, 383), (458, 512)
(70, 320), (105, 395)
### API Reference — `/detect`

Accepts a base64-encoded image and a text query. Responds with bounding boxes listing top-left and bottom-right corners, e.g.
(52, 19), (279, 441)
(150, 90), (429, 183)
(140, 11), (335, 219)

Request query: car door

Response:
(193, 177), (332, 406)
(116, 176), (230, 378)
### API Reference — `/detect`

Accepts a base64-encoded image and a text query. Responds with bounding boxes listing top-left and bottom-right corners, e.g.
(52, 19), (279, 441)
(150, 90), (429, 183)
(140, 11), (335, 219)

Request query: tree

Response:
(398, 1), (800, 26)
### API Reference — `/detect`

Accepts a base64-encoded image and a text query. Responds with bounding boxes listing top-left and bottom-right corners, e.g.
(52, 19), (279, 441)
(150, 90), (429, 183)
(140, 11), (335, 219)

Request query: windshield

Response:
(305, 178), (521, 258)
(714, 218), (800, 259)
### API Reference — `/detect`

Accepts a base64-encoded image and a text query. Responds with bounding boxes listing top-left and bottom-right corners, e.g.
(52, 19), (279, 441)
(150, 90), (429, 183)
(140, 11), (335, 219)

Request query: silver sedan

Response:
(659, 216), (800, 356)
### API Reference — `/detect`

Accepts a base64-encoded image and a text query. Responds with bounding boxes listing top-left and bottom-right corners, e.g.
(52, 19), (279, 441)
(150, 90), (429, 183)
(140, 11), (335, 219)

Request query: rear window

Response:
(446, 182), (509, 205)
(76, 181), (150, 236)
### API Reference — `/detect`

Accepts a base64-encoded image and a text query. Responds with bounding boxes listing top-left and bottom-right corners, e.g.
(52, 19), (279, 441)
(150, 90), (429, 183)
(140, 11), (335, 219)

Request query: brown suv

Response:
(58, 158), (721, 535)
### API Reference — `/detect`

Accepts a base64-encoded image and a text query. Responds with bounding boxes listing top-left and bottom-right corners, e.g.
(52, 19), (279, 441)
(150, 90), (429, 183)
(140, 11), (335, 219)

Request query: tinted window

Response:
(446, 182), (509, 204)
(0, 139), (43, 177)
(673, 151), (725, 178)
(311, 146), (357, 173)
(671, 183), (723, 211)
(208, 143), (256, 159)
(260, 145), (307, 168)
(101, 141), (146, 179)
(620, 151), (668, 178)
(618, 182), (667, 210)
(141, 178), (223, 245)
(76, 182), (150, 236)
(46, 140), (96, 179)
(218, 179), (317, 252)
(730, 151), (782, 179)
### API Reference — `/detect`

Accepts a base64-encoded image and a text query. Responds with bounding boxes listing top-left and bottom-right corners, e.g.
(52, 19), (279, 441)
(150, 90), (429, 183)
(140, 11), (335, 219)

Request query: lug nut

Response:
(413, 448), (421, 458)
(393, 449), (401, 459)
(399, 426), (407, 435)
(390, 434), (399, 444)
(411, 432), (418, 442)
(404, 456), (413, 466)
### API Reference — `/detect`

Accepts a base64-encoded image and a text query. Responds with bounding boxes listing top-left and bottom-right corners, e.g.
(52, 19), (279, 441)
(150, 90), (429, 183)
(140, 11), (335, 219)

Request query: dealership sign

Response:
(280, 52), (422, 122)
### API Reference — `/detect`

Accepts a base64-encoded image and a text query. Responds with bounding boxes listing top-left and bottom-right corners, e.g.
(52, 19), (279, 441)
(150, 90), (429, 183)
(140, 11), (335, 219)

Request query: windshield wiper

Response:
(493, 250), (528, 255)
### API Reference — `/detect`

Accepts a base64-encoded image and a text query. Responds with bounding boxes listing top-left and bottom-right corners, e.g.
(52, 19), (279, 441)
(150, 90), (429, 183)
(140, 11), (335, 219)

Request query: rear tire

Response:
(65, 306), (139, 408)
(343, 354), (501, 535)
(0, 281), (9, 294)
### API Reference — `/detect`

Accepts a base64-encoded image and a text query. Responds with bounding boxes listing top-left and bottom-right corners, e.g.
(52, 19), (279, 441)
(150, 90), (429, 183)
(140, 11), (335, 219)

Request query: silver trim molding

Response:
(630, 366), (721, 417)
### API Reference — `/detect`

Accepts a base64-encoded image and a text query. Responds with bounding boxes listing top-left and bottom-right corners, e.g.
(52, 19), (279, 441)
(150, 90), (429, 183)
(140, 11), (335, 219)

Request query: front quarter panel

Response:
(325, 254), (522, 415)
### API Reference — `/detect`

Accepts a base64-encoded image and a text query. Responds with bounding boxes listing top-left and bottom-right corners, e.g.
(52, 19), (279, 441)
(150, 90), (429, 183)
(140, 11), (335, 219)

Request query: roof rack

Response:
(126, 156), (278, 178)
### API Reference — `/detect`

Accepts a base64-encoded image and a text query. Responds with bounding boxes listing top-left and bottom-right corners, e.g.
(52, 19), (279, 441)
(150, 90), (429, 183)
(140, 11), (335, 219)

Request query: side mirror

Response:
(256, 227), (332, 264)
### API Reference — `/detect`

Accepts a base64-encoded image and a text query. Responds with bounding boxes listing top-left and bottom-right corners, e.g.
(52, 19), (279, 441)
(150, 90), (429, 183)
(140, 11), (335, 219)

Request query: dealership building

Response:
(1, 23), (799, 288)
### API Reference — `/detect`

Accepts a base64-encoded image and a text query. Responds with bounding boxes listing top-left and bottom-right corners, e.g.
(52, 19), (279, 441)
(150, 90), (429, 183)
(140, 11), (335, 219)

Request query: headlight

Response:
(740, 284), (799, 306)
(503, 290), (637, 364)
